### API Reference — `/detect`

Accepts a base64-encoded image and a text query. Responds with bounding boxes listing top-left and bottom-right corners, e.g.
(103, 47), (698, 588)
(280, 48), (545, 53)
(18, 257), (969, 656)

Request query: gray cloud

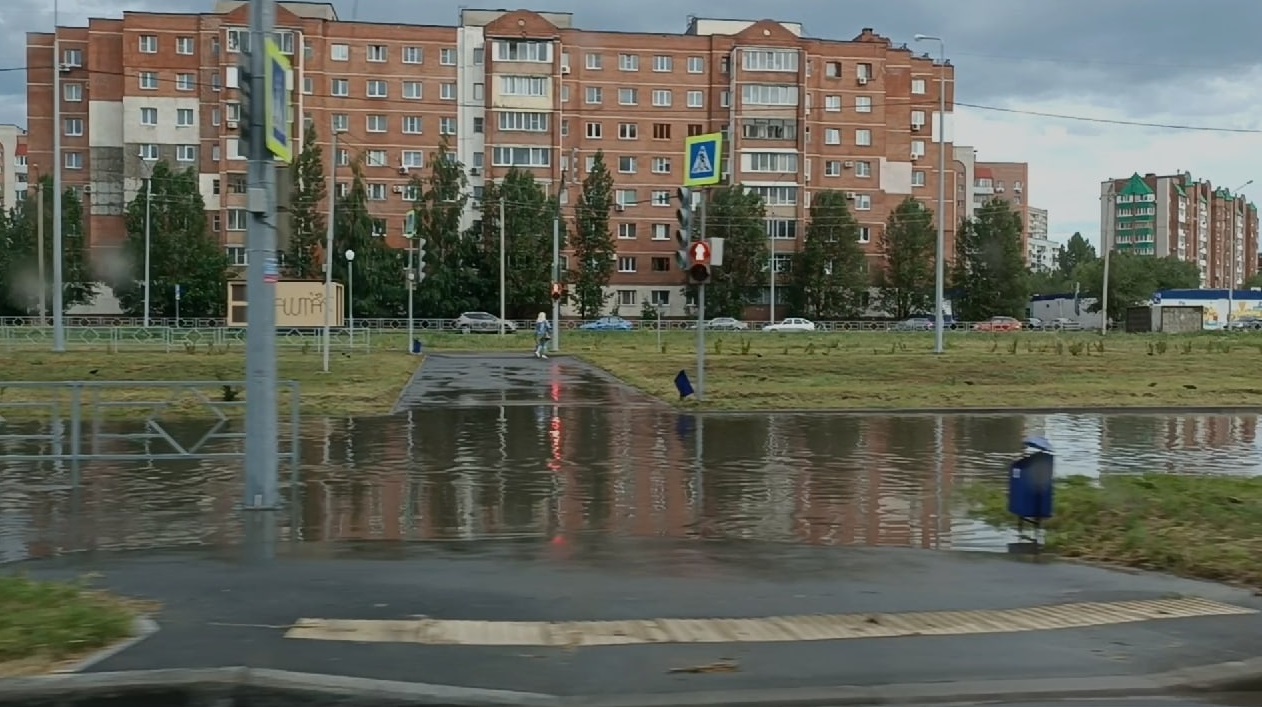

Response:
(2, 0), (1261, 126)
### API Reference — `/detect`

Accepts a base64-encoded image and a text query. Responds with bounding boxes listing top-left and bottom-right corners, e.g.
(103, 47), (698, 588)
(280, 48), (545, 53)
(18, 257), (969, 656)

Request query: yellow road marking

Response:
(284, 597), (1255, 646)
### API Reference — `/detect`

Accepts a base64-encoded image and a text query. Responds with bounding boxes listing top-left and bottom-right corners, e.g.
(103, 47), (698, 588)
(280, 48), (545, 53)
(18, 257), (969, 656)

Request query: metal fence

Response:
(0, 380), (301, 485)
(0, 325), (374, 352)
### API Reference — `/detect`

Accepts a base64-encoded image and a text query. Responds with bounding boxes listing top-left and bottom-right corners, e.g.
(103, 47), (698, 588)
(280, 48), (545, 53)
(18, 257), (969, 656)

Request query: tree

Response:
(788, 190), (868, 319)
(698, 185), (767, 318)
(951, 197), (1029, 320)
(875, 197), (936, 319)
(569, 151), (616, 318)
(116, 162), (227, 318)
(285, 126), (326, 279)
(0, 177), (96, 315)
(476, 169), (556, 319)
(412, 142), (483, 316)
(1056, 231), (1097, 278)
(1076, 252), (1199, 317)
(332, 161), (406, 318)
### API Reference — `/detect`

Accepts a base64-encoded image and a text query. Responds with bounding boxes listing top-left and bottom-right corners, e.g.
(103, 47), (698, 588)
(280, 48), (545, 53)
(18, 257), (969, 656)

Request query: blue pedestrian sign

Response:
(684, 132), (723, 187)
(263, 38), (292, 163)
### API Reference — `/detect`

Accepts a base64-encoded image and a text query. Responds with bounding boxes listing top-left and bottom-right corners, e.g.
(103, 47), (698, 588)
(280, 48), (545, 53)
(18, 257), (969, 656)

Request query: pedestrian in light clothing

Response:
(534, 312), (552, 359)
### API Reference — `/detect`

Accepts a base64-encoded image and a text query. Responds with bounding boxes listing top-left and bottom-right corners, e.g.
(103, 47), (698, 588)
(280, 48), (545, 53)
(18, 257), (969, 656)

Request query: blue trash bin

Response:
(1008, 436), (1054, 521)
(411, 339), (422, 355)
(674, 370), (695, 399)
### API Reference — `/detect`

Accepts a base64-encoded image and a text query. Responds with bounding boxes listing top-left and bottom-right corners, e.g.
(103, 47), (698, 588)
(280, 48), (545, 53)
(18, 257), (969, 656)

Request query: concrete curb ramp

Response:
(283, 597), (1256, 647)
(2, 660), (1262, 706)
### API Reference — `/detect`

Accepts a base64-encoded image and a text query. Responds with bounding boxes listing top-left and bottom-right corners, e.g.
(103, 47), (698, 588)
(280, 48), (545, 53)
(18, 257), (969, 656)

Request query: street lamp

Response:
(139, 154), (157, 327)
(1228, 179), (1254, 329)
(914, 33), (947, 355)
(322, 126), (345, 374)
(345, 248), (355, 348)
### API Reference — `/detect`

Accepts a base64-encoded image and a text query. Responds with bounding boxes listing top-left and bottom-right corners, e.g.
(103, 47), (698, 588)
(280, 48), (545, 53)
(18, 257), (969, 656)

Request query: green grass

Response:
(546, 330), (1262, 411)
(0, 575), (138, 676)
(961, 474), (1262, 586)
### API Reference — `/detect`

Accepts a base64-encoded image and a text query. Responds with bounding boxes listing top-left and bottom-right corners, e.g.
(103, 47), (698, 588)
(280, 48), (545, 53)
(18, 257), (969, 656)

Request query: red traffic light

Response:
(689, 263), (710, 283)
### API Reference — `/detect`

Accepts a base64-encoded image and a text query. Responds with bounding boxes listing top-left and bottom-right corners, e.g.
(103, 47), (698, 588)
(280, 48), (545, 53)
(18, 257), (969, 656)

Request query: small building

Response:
(1153, 289), (1262, 330)
(1029, 293), (1104, 329)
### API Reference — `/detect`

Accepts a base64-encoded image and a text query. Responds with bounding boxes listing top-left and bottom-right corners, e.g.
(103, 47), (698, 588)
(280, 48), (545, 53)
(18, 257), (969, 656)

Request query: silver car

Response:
(453, 311), (517, 334)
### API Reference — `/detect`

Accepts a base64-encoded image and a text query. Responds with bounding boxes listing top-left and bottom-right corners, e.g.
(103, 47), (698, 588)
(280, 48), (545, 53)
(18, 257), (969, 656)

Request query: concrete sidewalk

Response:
(11, 538), (1262, 705)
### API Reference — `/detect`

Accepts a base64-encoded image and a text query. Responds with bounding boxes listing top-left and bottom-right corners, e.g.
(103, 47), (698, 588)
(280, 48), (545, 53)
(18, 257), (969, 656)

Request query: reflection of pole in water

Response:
(933, 414), (944, 550)
(693, 415), (704, 530)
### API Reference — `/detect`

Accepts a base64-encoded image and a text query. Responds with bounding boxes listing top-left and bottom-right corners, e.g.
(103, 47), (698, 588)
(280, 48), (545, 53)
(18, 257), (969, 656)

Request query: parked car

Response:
(690, 317), (748, 331)
(1024, 317), (1045, 330)
(763, 317), (816, 333)
(1228, 316), (1262, 330)
(972, 316), (1022, 332)
(579, 316), (633, 332)
(453, 311), (517, 334)
(1050, 317), (1084, 331)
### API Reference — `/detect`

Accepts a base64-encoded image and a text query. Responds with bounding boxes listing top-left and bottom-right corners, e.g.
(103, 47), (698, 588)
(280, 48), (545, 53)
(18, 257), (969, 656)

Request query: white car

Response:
(763, 317), (816, 332)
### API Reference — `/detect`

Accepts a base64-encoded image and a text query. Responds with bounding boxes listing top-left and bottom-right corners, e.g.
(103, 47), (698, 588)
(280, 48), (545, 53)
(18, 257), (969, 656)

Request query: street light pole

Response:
(915, 33), (947, 355)
(499, 196), (506, 336)
(51, 0), (65, 352)
(322, 128), (340, 373)
(141, 158), (154, 327)
(551, 148), (576, 353)
(35, 175), (46, 323)
(345, 248), (355, 346)
(1101, 182), (1116, 336)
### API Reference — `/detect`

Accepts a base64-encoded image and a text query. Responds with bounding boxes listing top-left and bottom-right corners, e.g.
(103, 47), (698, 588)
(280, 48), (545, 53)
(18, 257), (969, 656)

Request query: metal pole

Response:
(37, 181), (46, 322)
(696, 193), (707, 401)
(933, 39), (946, 354)
(1101, 189), (1112, 336)
(143, 171), (152, 327)
(51, 0), (65, 352)
(499, 196), (506, 336)
(348, 259), (354, 344)
(321, 129), (337, 373)
(769, 243), (775, 325)
(242, 0), (279, 511)
(406, 241), (414, 351)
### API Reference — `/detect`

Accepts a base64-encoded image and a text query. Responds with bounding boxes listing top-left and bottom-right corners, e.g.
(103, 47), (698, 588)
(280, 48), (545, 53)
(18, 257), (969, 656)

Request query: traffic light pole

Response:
(696, 193), (707, 401)
(243, 0), (279, 511)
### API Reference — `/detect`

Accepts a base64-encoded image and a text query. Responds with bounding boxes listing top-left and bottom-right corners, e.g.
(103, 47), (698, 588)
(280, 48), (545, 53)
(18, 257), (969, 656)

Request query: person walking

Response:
(533, 312), (552, 359)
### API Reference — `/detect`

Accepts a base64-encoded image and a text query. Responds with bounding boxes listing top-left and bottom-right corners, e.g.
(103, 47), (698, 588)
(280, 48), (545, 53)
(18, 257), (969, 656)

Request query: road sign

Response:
(263, 38), (292, 163)
(684, 132), (723, 187)
(689, 240), (711, 265)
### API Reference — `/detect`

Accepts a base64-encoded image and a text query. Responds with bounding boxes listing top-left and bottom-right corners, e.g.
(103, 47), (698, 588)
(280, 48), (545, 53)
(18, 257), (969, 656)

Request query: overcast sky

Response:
(6, 0), (1262, 246)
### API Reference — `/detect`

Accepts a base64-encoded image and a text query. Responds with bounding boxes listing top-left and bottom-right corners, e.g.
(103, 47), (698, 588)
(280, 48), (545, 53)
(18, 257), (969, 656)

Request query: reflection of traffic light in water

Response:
(548, 366), (562, 473)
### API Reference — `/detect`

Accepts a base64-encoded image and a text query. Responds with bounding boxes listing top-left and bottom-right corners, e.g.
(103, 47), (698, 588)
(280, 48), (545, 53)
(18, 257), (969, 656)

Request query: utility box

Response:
(1008, 436), (1055, 521)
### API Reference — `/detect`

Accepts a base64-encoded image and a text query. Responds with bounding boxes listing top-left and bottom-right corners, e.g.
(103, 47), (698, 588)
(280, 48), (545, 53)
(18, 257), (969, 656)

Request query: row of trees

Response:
(0, 130), (1214, 321)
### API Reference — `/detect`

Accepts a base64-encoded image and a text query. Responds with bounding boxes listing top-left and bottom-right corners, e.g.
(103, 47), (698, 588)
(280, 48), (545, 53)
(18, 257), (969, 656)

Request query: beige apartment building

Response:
(27, 1), (959, 317)
(0, 125), (29, 210)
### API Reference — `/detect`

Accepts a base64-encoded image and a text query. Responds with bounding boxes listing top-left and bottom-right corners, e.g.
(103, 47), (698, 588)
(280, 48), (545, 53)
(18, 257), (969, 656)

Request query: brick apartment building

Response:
(0, 124), (29, 210)
(1099, 172), (1259, 288)
(27, 1), (960, 317)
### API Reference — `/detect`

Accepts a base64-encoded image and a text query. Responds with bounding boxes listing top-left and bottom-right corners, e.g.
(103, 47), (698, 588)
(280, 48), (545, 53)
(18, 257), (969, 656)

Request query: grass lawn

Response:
(526, 330), (1262, 411)
(961, 474), (1262, 587)
(0, 349), (421, 419)
(0, 575), (140, 677)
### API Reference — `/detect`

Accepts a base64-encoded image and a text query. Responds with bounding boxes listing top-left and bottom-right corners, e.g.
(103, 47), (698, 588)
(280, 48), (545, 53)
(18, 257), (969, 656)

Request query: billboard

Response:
(226, 280), (345, 328)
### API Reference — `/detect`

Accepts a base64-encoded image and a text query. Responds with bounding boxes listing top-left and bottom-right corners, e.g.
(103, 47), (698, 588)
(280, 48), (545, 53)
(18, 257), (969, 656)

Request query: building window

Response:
(439, 48), (456, 65)
(226, 28), (249, 53)
(855, 96), (872, 112)
(501, 76), (546, 96)
(855, 129), (872, 146)
(766, 219), (797, 240)
(402, 150), (424, 168)
(911, 78), (926, 94)
(63, 152), (83, 169)
(615, 189), (635, 206)
(63, 118), (83, 136)
(439, 117), (456, 135)
(63, 83), (83, 102)
(824, 128), (840, 145)
(617, 290), (637, 306)
(855, 194), (872, 210)
(585, 53), (601, 70)
(651, 123), (671, 140)
(139, 35), (158, 53)
(176, 73), (195, 91)
(367, 80), (388, 98)
(618, 88), (638, 105)
(585, 87), (602, 104)
(140, 107), (158, 125)
(331, 79), (349, 96)
(651, 89), (671, 107)
(496, 40), (552, 63)
(911, 140), (925, 158)
(403, 46), (423, 64)
(176, 37), (195, 55)
(62, 49), (82, 66)
(687, 56), (704, 73)
(402, 81), (422, 99)
(367, 45), (387, 62)
(618, 156), (636, 173)
(824, 160), (842, 177)
(858, 226), (871, 243)
(912, 170), (926, 187)
(227, 209), (248, 230)
(473, 83), (484, 101)
(402, 116), (423, 134)
(651, 190), (670, 206)
(303, 77), (313, 94)
(653, 55), (672, 72)
(366, 115), (387, 132)
(177, 145), (197, 162)
(331, 44), (349, 61)
(617, 256), (637, 272)
(652, 223), (669, 240)
(741, 84), (798, 106)
(365, 150), (387, 167)
(139, 72), (158, 90)
(332, 113), (348, 131)
(855, 160), (872, 177)
(499, 111), (548, 132)
(368, 184), (387, 200)
(619, 54), (639, 71)
(651, 157), (670, 174)
(491, 146), (550, 167)
(618, 223), (636, 239)
(743, 152), (798, 172)
(686, 90), (703, 108)
(825, 95), (841, 112)
(742, 49), (798, 72)
(618, 123), (638, 139)
(177, 108), (194, 126)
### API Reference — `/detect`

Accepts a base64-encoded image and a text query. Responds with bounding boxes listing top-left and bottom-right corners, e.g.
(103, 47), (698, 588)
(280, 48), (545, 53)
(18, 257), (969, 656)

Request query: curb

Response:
(51, 616), (160, 674)
(0, 658), (1260, 706)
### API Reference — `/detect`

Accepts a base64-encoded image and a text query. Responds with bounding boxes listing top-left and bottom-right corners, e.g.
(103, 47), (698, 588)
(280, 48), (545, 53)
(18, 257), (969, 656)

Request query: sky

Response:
(4, 0), (1262, 248)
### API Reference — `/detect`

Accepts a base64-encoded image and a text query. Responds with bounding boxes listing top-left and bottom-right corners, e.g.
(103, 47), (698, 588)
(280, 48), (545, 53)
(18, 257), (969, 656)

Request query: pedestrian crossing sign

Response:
(684, 132), (723, 187)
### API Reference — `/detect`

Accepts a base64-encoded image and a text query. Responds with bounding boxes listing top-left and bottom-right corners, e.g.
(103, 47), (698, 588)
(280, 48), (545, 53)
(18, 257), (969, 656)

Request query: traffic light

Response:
(414, 237), (427, 284)
(689, 262), (711, 284)
(674, 186), (694, 271)
(237, 51), (254, 144)
(551, 282), (563, 301)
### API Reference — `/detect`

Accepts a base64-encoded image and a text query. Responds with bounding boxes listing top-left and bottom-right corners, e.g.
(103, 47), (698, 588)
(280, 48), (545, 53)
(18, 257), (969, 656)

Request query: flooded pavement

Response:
(3, 353), (1262, 562)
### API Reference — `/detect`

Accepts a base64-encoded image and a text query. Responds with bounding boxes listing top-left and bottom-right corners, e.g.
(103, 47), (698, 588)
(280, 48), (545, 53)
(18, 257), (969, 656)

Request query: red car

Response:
(972, 316), (1022, 332)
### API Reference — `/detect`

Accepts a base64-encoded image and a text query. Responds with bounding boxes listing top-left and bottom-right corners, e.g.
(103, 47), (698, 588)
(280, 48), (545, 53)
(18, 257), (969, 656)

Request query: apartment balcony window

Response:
(743, 152), (798, 173)
(496, 40), (552, 63)
(500, 76), (547, 97)
(742, 49), (798, 72)
(491, 146), (550, 167)
(499, 111), (548, 132)
(741, 84), (798, 106)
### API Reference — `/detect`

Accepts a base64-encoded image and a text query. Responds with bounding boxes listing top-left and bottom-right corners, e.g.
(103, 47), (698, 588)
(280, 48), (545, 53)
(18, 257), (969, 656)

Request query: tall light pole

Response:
(1101, 182), (1115, 336)
(915, 34), (947, 355)
(499, 196), (506, 335)
(345, 248), (355, 346)
(321, 127), (342, 373)
(140, 156), (155, 327)
(1228, 179), (1253, 329)
(51, 0), (65, 352)
(33, 168), (46, 323)
(551, 148), (576, 352)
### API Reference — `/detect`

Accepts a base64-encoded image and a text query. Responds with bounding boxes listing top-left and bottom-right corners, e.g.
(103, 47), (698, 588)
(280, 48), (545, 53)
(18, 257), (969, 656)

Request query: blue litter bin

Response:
(411, 339), (422, 355)
(674, 370), (695, 399)
(1008, 436), (1054, 521)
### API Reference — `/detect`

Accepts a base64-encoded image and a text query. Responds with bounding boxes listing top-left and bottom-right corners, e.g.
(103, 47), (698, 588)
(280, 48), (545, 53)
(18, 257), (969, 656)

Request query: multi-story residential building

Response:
(1098, 172), (1259, 288)
(973, 160), (1029, 242)
(27, 2), (959, 317)
(1025, 206), (1052, 270)
(0, 124), (29, 210)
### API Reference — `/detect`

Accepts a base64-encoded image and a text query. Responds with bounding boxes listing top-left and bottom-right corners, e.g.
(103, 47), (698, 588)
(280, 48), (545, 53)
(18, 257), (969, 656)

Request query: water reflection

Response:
(2, 410), (1260, 564)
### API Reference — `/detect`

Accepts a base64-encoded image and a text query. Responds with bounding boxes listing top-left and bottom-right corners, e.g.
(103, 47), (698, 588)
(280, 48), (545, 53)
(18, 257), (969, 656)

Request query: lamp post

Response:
(914, 33), (947, 355)
(51, 0), (65, 352)
(345, 248), (355, 348)
(139, 156), (156, 327)
(1228, 179), (1253, 329)
(321, 127), (343, 373)
(1101, 182), (1115, 336)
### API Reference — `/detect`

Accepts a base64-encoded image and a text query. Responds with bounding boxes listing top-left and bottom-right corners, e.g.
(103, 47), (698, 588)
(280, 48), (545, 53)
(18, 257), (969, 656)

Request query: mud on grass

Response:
(0, 351), (422, 419)
(0, 575), (145, 677)
(961, 474), (1262, 587)
(576, 331), (1262, 410)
